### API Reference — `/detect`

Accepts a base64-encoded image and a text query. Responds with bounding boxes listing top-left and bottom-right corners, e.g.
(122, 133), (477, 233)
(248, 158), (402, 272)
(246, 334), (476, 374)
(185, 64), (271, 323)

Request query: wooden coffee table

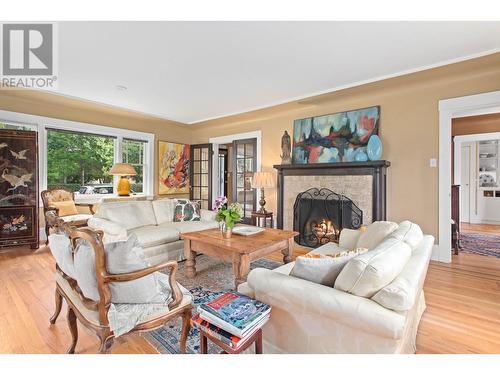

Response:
(181, 226), (299, 288)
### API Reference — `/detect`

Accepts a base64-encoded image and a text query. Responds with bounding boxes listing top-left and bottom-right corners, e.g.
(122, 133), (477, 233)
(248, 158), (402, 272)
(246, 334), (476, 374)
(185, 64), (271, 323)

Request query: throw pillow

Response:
(291, 248), (368, 286)
(356, 221), (398, 250)
(50, 200), (78, 217)
(173, 199), (201, 222)
(334, 237), (412, 298)
(73, 234), (168, 304)
(152, 198), (177, 224)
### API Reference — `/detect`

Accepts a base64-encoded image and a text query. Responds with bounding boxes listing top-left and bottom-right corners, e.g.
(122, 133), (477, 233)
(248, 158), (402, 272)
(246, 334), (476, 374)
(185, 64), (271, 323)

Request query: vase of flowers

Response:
(213, 196), (243, 239)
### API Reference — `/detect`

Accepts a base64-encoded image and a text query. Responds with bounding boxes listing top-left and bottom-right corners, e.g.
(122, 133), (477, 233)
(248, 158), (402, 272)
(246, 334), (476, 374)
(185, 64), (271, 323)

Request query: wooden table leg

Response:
(282, 238), (294, 263)
(184, 239), (197, 278)
(233, 254), (250, 289)
(255, 329), (263, 354)
(200, 332), (208, 354)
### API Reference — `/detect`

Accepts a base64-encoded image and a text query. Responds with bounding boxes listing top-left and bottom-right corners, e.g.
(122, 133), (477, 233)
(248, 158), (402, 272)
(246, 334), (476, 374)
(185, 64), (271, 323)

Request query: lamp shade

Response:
(251, 171), (275, 189)
(109, 163), (137, 176)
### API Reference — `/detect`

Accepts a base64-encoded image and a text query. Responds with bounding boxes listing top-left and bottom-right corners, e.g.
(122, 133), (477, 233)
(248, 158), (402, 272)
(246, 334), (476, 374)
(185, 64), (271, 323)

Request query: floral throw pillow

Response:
(173, 199), (201, 222)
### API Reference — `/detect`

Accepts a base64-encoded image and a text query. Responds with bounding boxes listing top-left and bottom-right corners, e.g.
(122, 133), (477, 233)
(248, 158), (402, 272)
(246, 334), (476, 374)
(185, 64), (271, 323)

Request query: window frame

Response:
(0, 110), (155, 201)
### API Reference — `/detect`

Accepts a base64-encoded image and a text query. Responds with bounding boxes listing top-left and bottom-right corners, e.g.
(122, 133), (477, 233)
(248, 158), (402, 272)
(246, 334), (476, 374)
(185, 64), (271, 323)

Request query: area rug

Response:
(459, 232), (500, 258)
(142, 255), (282, 354)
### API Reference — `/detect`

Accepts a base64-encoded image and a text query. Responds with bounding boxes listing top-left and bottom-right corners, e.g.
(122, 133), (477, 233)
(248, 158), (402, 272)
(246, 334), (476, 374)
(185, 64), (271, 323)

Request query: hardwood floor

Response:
(461, 222), (500, 235)
(0, 244), (499, 354)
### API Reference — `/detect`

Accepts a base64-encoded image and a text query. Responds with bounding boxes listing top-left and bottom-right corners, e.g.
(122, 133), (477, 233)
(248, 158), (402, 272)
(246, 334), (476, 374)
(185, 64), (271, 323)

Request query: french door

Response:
(190, 144), (213, 210)
(232, 138), (257, 223)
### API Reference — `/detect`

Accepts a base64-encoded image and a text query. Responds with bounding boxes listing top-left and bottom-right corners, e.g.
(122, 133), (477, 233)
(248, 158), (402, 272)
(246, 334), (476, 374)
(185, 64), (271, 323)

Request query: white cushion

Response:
(339, 228), (363, 250)
(152, 198), (177, 225)
(291, 248), (368, 286)
(48, 234), (76, 279)
(129, 225), (180, 248)
(73, 234), (166, 303)
(60, 214), (92, 223)
(334, 237), (412, 298)
(372, 235), (434, 311)
(387, 221), (424, 250)
(96, 201), (157, 230)
(356, 221), (398, 250)
(160, 220), (219, 233)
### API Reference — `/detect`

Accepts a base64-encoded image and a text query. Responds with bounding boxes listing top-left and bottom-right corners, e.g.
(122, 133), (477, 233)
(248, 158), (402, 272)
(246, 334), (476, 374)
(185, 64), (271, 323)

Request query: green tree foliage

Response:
(47, 130), (114, 191)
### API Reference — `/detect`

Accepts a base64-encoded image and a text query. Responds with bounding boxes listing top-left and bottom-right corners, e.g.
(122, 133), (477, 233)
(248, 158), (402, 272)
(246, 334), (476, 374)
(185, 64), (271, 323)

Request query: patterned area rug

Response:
(142, 255), (282, 354)
(459, 232), (500, 258)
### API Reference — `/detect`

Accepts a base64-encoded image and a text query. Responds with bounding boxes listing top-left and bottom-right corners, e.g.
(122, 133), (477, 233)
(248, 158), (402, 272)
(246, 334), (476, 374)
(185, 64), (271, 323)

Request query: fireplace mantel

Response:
(274, 161), (390, 229)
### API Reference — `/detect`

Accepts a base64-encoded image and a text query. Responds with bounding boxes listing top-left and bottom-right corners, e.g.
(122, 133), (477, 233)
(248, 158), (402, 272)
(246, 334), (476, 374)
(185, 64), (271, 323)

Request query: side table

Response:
(251, 211), (273, 228)
(199, 327), (263, 354)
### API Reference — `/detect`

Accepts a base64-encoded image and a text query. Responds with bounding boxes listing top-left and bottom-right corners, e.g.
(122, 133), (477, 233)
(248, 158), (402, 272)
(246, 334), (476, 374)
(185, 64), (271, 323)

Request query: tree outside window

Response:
(47, 129), (114, 192)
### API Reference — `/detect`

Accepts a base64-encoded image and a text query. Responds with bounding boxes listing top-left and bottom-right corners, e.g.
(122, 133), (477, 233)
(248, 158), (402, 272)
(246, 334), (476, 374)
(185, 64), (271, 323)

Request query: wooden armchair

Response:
(46, 212), (192, 354)
(41, 187), (95, 244)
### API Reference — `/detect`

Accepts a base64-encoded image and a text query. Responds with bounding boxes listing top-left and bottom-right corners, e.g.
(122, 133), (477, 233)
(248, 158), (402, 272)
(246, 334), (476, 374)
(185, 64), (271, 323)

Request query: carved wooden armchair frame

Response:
(41, 187), (95, 244)
(46, 211), (192, 354)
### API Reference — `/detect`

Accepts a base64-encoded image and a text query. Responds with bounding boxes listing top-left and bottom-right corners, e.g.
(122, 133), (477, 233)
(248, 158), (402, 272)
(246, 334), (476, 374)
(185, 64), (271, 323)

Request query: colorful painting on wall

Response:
(292, 106), (380, 164)
(158, 141), (190, 195)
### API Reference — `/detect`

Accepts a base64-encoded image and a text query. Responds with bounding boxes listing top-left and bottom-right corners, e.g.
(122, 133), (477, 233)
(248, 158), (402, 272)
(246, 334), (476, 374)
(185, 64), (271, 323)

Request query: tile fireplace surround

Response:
(274, 161), (391, 230)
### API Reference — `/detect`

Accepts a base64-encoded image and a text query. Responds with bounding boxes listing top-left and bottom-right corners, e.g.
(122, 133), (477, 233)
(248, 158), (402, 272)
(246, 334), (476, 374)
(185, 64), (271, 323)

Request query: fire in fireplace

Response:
(293, 188), (362, 248)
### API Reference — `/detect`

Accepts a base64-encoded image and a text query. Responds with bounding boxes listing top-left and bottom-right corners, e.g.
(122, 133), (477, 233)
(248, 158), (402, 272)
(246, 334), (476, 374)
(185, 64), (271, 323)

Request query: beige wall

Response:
(0, 89), (192, 198)
(190, 53), (500, 239)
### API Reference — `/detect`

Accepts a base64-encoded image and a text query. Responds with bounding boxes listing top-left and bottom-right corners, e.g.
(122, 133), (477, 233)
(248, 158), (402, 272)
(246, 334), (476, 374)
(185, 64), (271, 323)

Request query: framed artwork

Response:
(158, 141), (190, 195)
(292, 106), (380, 164)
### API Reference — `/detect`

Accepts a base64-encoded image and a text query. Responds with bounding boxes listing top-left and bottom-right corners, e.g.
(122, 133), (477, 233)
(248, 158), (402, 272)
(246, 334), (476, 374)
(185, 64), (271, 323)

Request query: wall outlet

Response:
(430, 158), (437, 168)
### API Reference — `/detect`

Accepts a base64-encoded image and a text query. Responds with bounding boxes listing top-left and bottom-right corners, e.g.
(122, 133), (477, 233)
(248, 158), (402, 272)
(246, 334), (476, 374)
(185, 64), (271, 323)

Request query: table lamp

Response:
(251, 171), (275, 214)
(109, 163), (137, 196)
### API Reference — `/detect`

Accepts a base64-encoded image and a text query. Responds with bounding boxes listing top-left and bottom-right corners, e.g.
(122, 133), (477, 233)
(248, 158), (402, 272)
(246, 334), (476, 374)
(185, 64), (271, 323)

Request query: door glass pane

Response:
(201, 187), (208, 200)
(245, 143), (254, 157)
(201, 200), (208, 210)
(237, 144), (245, 158)
(193, 174), (200, 187)
(237, 173), (244, 188)
(194, 148), (200, 159)
(245, 158), (254, 172)
(194, 161), (201, 174)
(201, 148), (209, 160)
(201, 160), (208, 174)
(201, 174), (208, 186)
(237, 158), (245, 173)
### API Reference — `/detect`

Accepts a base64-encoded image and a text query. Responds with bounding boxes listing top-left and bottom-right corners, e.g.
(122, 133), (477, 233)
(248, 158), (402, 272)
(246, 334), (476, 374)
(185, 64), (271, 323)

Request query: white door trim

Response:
(438, 90), (500, 263)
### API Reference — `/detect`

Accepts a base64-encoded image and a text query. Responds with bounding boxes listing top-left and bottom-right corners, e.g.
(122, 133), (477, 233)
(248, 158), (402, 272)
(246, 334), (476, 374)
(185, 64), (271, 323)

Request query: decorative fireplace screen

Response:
(293, 188), (362, 248)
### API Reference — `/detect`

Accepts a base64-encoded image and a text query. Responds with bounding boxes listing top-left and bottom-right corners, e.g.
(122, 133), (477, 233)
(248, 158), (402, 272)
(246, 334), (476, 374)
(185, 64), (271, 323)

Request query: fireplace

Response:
(293, 188), (362, 247)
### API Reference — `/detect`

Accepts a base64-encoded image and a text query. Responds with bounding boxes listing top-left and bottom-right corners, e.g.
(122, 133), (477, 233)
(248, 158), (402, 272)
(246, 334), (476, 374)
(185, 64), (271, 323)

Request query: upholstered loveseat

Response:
(88, 199), (218, 265)
(238, 221), (434, 354)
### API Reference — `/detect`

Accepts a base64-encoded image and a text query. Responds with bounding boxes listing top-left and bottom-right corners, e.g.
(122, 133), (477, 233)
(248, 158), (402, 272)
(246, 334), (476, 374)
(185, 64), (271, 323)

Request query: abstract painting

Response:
(292, 106), (380, 164)
(158, 141), (190, 195)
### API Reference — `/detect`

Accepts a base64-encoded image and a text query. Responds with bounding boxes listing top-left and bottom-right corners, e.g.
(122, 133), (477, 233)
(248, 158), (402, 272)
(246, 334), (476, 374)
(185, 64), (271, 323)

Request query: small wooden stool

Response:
(199, 328), (263, 354)
(251, 211), (273, 228)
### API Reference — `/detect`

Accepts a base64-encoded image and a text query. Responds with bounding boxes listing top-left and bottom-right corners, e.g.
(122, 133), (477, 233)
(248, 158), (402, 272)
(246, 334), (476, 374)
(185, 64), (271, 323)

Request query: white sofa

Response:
(88, 199), (218, 265)
(238, 221), (434, 354)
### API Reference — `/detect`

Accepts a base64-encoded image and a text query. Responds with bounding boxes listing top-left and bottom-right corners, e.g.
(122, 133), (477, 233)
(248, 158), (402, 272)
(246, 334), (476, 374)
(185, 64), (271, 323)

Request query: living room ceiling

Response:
(56, 21), (500, 124)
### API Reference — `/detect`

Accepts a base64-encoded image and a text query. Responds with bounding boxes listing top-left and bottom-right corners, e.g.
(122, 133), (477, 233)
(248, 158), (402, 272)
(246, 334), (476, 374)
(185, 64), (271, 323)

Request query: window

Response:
(0, 110), (155, 197)
(122, 138), (146, 193)
(47, 129), (115, 192)
(0, 122), (36, 131)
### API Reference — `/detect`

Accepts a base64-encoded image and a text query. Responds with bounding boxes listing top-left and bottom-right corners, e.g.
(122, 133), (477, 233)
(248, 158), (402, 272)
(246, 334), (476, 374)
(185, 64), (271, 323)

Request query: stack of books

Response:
(192, 291), (271, 350)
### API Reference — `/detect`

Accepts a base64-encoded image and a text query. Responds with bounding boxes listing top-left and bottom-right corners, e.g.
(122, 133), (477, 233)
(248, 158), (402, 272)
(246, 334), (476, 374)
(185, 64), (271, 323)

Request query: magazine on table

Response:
(192, 312), (269, 349)
(198, 292), (271, 337)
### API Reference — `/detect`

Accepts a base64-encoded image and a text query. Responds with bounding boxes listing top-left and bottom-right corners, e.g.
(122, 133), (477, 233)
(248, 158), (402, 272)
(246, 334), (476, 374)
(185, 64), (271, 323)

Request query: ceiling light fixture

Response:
(116, 85), (127, 91)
